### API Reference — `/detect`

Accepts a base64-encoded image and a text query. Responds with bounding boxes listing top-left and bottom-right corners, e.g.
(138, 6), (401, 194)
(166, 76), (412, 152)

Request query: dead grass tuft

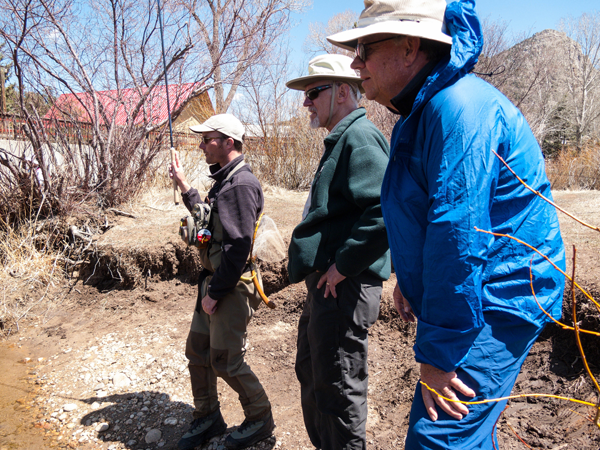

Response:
(0, 218), (65, 336)
(547, 143), (600, 190)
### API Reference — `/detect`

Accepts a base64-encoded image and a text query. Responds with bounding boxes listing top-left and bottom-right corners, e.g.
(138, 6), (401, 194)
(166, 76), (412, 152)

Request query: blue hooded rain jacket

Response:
(382, 0), (566, 374)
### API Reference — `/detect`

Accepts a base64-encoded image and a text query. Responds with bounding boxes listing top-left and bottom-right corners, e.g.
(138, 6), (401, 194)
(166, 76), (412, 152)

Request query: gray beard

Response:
(310, 116), (320, 129)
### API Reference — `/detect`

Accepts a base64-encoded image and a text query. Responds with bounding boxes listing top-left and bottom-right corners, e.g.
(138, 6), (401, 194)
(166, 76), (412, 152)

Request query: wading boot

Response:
(224, 411), (275, 449)
(177, 409), (227, 450)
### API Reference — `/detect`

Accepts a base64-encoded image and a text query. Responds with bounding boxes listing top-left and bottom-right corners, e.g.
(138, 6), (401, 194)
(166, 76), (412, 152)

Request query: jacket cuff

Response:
(413, 320), (482, 372)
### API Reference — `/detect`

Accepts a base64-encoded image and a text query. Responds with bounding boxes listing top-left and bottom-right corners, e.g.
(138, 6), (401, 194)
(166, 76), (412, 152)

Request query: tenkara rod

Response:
(156, 0), (179, 205)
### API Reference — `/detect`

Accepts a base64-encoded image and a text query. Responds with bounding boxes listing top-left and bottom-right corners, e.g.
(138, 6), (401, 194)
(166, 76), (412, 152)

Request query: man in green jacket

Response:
(286, 54), (391, 450)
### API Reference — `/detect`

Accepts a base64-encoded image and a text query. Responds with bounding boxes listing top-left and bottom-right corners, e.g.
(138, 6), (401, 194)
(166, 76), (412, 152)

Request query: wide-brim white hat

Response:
(327, 0), (452, 52)
(189, 113), (245, 142)
(286, 54), (364, 92)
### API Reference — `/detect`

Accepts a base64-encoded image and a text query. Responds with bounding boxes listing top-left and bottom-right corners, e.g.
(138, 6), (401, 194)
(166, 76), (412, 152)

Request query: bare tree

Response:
(233, 39), (324, 189)
(560, 11), (600, 147)
(303, 10), (358, 58)
(178, 0), (309, 114)
(0, 0), (197, 218)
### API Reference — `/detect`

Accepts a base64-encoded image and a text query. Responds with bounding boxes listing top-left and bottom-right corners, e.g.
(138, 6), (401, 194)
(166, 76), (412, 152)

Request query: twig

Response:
(505, 421), (533, 449)
(528, 261), (600, 336)
(142, 205), (167, 212)
(107, 208), (137, 218)
(492, 149), (600, 233)
(492, 405), (509, 450)
(570, 246), (600, 427)
(475, 228), (600, 314)
(420, 380), (600, 408)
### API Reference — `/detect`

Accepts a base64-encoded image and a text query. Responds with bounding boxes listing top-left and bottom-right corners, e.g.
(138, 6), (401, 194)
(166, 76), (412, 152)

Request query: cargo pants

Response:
(185, 270), (271, 421)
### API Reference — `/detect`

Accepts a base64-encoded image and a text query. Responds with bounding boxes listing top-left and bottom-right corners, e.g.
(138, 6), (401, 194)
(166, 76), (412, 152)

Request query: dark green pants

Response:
(185, 272), (271, 420)
(295, 271), (382, 450)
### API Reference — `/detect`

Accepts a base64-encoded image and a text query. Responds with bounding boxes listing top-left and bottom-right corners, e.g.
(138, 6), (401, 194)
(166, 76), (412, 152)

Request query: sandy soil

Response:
(1, 188), (600, 450)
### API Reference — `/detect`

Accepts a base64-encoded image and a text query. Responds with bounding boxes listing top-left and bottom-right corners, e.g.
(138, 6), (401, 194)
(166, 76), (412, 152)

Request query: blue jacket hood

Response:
(413, 0), (483, 115)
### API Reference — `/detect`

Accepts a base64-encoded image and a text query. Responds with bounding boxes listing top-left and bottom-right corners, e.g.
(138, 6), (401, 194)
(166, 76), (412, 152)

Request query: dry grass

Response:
(547, 143), (600, 190)
(0, 218), (65, 336)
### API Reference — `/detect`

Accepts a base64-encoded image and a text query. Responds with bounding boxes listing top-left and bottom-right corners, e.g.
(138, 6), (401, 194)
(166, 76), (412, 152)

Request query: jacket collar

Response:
(390, 59), (439, 117)
(209, 154), (245, 183)
(324, 107), (366, 145)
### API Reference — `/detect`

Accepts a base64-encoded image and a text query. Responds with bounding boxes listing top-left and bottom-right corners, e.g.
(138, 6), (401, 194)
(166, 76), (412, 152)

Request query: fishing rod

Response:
(156, 0), (178, 205)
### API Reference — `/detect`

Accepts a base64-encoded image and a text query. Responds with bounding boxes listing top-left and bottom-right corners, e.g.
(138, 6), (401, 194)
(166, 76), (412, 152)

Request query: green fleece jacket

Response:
(288, 107), (391, 284)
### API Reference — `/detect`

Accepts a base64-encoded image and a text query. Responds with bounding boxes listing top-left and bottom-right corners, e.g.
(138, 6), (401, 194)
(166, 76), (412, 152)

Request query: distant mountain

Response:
(475, 29), (599, 151)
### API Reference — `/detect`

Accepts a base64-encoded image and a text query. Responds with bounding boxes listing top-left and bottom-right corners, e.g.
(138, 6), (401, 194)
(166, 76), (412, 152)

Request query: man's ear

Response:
(337, 83), (350, 103)
(225, 136), (235, 150)
(404, 36), (421, 66)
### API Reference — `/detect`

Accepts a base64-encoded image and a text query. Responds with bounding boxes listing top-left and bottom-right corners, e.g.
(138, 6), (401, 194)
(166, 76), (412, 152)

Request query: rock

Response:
(62, 403), (77, 412)
(96, 422), (110, 432)
(112, 373), (131, 388)
(145, 429), (162, 443)
(91, 402), (101, 409)
(164, 417), (178, 426)
(126, 440), (137, 447)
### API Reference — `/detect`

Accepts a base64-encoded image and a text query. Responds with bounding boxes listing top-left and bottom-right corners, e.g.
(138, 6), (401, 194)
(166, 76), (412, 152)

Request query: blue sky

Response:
(289, 0), (599, 71)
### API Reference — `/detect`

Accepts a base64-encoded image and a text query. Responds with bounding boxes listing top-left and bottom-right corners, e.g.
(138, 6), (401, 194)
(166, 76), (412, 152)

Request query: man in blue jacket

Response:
(286, 54), (391, 450)
(328, 1), (565, 448)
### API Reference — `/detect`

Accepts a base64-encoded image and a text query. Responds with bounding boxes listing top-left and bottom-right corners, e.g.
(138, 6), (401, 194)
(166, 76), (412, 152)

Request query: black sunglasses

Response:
(305, 84), (332, 101)
(355, 36), (397, 62)
(202, 136), (225, 144)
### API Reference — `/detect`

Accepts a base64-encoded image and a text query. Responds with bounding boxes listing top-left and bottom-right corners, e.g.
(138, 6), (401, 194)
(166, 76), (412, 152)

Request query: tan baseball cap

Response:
(286, 54), (364, 92)
(189, 113), (245, 142)
(327, 0), (452, 52)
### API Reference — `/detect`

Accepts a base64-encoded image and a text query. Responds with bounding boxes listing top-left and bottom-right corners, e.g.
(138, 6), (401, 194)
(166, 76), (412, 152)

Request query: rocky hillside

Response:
(475, 28), (599, 149)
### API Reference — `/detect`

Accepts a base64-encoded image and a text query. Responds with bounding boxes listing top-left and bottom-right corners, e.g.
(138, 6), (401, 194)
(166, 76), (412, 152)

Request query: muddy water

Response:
(0, 343), (49, 449)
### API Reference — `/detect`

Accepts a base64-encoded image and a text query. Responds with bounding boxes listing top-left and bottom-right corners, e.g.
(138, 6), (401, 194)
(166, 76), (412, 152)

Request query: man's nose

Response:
(303, 96), (312, 107)
(350, 56), (364, 70)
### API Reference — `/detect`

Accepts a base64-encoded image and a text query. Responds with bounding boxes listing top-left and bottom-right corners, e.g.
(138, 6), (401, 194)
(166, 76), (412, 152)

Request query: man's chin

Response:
(310, 117), (320, 129)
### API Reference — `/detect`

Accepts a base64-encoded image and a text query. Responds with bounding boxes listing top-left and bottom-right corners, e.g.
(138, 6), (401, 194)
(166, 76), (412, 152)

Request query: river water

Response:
(0, 342), (49, 449)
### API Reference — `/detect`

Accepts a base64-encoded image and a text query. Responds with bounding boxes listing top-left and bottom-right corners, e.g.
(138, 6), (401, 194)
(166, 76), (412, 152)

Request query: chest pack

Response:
(179, 160), (246, 249)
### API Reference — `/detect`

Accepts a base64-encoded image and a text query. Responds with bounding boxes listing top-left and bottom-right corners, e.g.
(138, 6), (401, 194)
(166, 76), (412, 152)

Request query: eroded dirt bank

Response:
(1, 189), (600, 450)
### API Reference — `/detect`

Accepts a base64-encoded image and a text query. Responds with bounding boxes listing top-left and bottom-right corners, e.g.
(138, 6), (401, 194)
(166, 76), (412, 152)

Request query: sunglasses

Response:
(305, 84), (332, 101)
(202, 136), (225, 144)
(355, 36), (397, 62)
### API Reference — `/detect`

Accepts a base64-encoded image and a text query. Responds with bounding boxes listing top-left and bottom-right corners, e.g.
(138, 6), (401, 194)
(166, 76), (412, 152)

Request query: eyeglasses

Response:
(202, 136), (224, 144)
(305, 84), (332, 101)
(355, 36), (397, 62)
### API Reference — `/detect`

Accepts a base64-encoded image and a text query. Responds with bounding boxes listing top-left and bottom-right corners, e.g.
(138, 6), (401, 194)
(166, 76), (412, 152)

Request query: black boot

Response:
(224, 411), (275, 449)
(177, 409), (227, 450)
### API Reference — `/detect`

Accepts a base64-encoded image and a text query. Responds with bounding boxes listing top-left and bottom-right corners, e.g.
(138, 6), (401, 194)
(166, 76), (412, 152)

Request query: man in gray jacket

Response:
(169, 114), (274, 450)
(286, 54), (390, 450)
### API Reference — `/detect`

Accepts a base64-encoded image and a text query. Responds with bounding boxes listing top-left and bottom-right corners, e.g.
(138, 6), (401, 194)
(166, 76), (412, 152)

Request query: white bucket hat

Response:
(327, 0), (452, 52)
(286, 54), (364, 92)
(189, 113), (245, 142)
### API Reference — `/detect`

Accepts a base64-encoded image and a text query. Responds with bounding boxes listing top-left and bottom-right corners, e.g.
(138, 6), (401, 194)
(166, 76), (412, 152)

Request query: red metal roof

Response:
(45, 82), (203, 126)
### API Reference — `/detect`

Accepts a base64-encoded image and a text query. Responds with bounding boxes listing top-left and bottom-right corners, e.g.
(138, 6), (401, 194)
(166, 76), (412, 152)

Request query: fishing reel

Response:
(180, 203), (212, 248)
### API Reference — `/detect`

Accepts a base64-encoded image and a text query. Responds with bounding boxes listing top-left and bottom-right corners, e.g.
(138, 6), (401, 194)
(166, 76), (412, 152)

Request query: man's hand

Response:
(393, 283), (415, 322)
(420, 363), (476, 421)
(201, 294), (218, 315)
(316, 263), (346, 298)
(169, 151), (191, 194)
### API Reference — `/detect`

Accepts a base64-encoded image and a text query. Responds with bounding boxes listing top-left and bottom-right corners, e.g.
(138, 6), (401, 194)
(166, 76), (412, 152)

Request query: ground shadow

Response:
(78, 390), (275, 450)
